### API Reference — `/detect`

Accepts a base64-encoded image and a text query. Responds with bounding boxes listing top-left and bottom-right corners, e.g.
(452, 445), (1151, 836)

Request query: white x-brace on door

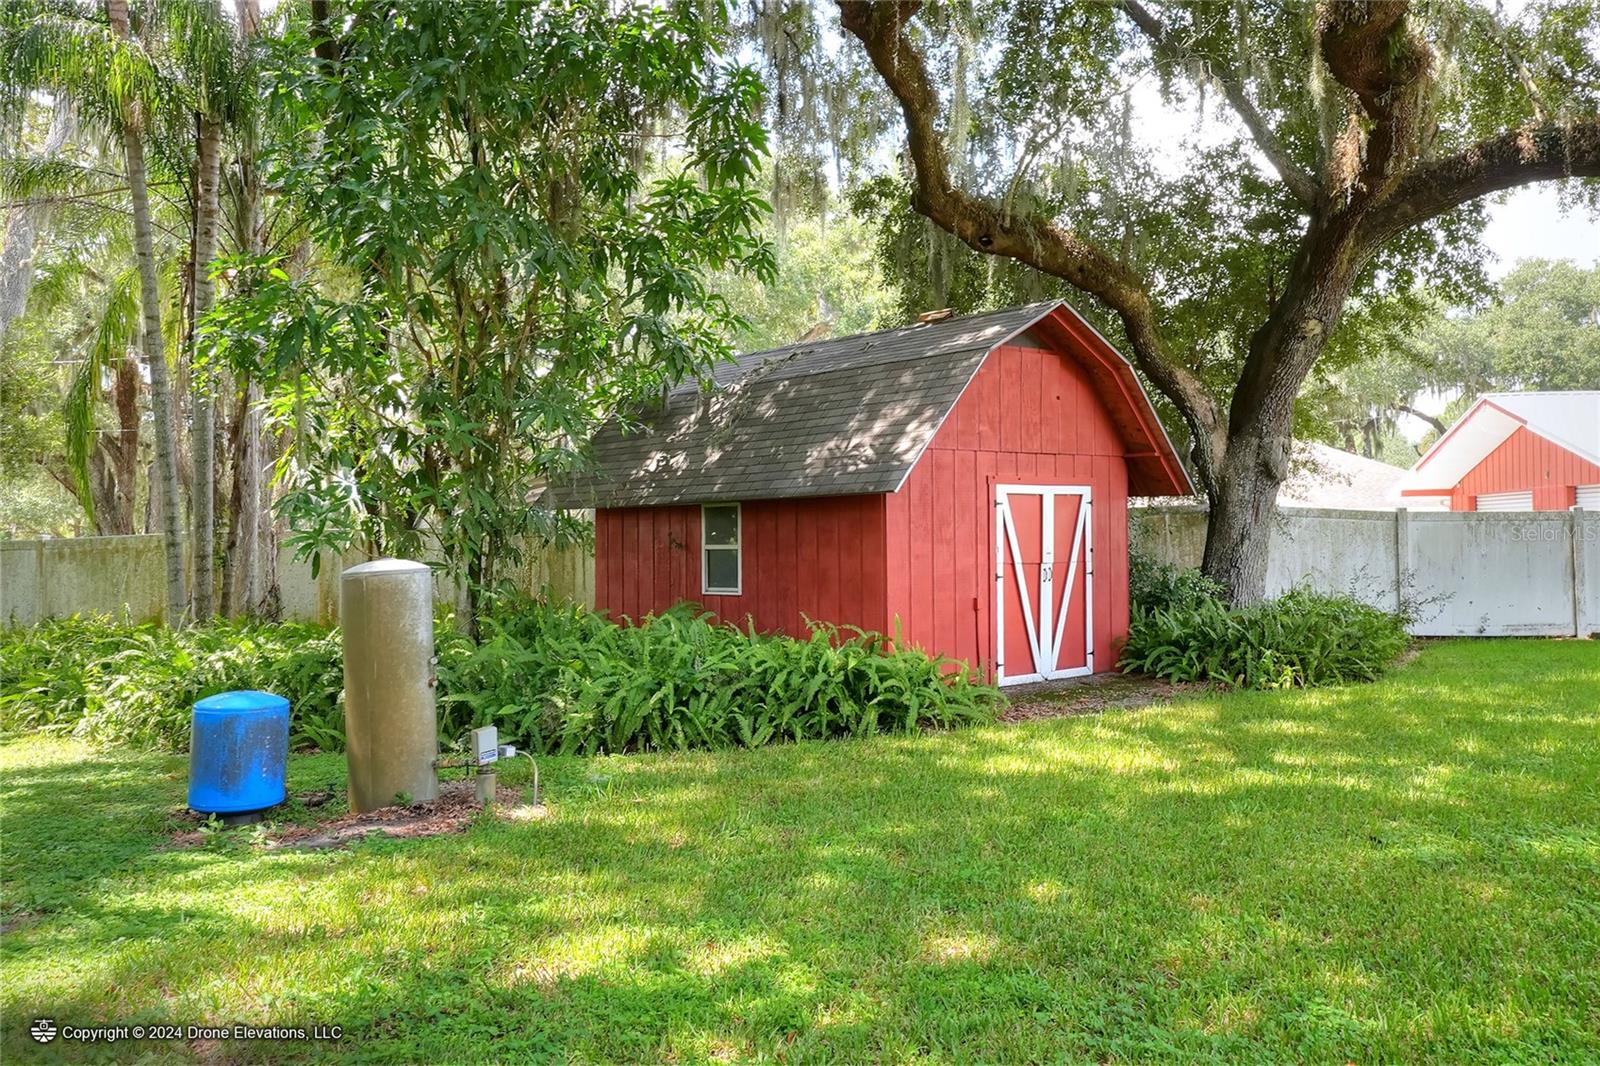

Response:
(994, 485), (1094, 686)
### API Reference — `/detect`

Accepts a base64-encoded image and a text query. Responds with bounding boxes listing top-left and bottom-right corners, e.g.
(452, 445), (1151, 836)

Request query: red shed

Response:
(545, 302), (1193, 684)
(1397, 392), (1600, 512)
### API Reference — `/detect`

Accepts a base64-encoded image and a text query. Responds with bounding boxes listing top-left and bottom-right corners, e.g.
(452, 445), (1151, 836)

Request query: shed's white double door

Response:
(994, 485), (1093, 686)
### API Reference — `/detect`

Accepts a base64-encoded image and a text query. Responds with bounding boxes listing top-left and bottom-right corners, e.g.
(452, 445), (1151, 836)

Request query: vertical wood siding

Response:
(1448, 427), (1600, 511)
(593, 342), (1140, 681)
(885, 344), (1131, 678)
(593, 495), (889, 637)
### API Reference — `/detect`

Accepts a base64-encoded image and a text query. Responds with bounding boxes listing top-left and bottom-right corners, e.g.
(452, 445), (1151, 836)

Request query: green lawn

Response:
(3, 640), (1598, 1063)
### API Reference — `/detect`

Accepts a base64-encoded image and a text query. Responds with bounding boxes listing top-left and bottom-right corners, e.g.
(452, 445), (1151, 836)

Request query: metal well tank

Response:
(340, 559), (440, 813)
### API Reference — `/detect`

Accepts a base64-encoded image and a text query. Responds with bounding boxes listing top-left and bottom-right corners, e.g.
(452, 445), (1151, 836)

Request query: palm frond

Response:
(161, 0), (238, 120)
(0, 155), (123, 202)
(1, 1), (189, 142)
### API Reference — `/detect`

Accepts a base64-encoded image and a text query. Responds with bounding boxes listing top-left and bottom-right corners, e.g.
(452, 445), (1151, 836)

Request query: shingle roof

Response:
(542, 301), (1193, 508)
(1279, 442), (1411, 510)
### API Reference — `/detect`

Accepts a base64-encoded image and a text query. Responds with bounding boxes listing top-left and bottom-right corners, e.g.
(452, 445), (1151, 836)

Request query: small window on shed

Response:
(702, 503), (741, 595)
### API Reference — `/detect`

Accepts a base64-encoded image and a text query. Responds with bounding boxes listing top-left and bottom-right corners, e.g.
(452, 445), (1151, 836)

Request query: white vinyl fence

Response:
(0, 535), (595, 626)
(1132, 505), (1600, 637)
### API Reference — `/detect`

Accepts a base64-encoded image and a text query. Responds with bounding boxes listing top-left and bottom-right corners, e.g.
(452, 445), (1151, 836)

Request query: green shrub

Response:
(1119, 585), (1410, 689)
(0, 616), (344, 749)
(1129, 552), (1226, 614)
(2, 599), (1000, 754)
(437, 602), (1000, 754)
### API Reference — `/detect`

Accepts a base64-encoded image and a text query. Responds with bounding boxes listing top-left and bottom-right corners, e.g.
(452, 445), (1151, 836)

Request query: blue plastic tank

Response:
(188, 690), (289, 815)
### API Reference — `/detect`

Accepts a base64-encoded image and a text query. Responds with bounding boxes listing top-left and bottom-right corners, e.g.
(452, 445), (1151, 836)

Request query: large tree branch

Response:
(1317, 1), (1423, 121)
(1396, 403), (1445, 437)
(1115, 0), (1318, 207)
(836, 0), (1225, 491)
(1362, 119), (1600, 242)
(1317, 0), (1433, 197)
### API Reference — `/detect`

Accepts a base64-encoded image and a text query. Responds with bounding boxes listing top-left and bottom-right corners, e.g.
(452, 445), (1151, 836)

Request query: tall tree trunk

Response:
(221, 0), (276, 617)
(220, 388), (246, 615)
(0, 98), (74, 340)
(191, 111), (223, 620)
(108, 0), (187, 625)
(256, 420), (280, 617)
(92, 352), (142, 534)
(1200, 220), (1369, 601)
(111, 353), (140, 532)
(230, 382), (263, 613)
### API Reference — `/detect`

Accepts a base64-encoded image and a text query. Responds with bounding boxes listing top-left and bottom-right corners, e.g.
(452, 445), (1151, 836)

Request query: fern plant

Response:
(1119, 582), (1410, 689)
(2, 597), (1001, 754)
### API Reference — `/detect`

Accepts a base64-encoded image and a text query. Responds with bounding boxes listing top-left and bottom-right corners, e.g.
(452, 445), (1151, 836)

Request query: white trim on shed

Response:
(700, 502), (742, 595)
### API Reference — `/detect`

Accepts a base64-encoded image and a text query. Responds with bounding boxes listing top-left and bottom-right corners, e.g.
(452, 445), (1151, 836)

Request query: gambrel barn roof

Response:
(543, 301), (1193, 508)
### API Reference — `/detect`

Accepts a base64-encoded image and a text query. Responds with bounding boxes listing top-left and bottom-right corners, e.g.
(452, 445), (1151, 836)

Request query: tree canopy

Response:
(825, 0), (1599, 598)
(2, 0), (1597, 620)
(204, 0), (772, 625)
(1422, 258), (1600, 394)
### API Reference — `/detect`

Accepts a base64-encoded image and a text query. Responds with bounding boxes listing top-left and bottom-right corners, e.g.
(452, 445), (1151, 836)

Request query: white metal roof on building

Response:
(1397, 391), (1600, 497)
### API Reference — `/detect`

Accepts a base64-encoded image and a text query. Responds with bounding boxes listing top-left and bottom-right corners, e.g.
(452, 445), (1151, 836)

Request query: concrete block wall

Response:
(6, 510), (1593, 637)
(1131, 505), (1599, 637)
(1, 537), (596, 627)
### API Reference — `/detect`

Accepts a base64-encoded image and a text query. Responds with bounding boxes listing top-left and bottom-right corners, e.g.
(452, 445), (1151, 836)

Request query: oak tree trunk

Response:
(1202, 432), (1288, 604)
(108, 0), (187, 625)
(1199, 213), (1369, 603)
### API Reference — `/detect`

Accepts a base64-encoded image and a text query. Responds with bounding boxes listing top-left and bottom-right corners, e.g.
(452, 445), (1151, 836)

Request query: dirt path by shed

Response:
(999, 673), (1210, 723)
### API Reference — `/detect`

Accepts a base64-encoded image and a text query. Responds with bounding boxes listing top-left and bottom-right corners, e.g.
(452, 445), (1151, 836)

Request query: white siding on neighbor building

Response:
(1578, 485), (1600, 509)
(1476, 490), (1533, 512)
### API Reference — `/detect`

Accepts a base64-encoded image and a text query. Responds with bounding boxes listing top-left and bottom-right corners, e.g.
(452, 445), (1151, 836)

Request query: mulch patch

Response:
(1000, 673), (1212, 723)
(168, 780), (542, 851)
(997, 645), (1427, 721)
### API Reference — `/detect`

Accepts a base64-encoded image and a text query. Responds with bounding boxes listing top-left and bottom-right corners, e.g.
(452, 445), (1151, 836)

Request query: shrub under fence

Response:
(0, 600), (1000, 753)
(1119, 556), (1411, 689)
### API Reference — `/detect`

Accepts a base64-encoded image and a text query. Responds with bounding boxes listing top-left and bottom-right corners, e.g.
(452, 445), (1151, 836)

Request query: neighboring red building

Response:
(545, 303), (1192, 685)
(1398, 392), (1600, 512)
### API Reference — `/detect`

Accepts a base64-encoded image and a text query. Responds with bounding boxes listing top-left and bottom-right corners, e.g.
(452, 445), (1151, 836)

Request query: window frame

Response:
(700, 502), (742, 595)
